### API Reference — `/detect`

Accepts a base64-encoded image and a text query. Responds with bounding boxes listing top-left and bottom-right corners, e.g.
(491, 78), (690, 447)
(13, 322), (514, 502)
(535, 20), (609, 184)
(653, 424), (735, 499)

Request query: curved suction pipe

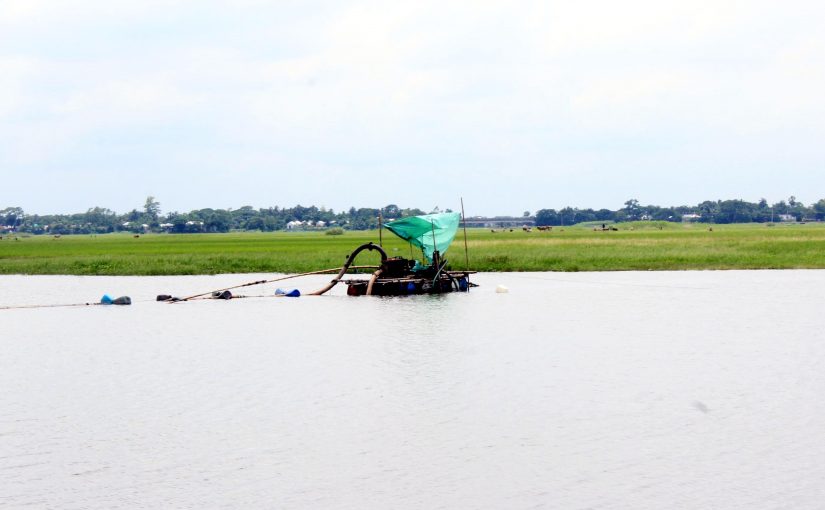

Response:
(309, 242), (388, 295)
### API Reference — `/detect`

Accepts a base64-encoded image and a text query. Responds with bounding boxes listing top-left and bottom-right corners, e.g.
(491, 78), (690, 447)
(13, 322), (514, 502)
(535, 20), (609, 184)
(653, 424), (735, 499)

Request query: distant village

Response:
(1, 196), (823, 236)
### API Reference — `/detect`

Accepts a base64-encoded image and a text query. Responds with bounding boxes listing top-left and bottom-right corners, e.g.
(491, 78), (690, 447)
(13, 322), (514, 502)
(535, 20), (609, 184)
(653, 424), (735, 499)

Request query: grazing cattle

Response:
(133, 234), (140, 238)
(522, 226), (532, 232)
(490, 229), (497, 233)
(536, 226), (551, 232)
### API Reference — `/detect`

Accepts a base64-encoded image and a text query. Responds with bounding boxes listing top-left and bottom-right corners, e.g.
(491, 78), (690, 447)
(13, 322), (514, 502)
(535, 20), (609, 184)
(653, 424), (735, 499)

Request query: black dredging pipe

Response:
(310, 242), (388, 296)
(366, 269), (383, 296)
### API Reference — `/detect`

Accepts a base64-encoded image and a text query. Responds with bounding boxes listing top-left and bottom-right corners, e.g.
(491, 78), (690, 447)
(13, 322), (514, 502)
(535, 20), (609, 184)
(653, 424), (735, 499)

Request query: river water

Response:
(1, 271), (824, 509)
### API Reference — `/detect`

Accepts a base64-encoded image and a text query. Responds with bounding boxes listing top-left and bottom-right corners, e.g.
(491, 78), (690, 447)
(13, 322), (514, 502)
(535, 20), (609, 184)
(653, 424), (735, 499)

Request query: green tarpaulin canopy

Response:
(384, 212), (461, 264)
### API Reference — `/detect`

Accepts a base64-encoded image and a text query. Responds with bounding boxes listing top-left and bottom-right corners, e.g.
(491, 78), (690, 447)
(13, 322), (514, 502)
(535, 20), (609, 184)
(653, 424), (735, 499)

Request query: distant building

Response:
(778, 214), (796, 222)
(682, 214), (701, 222)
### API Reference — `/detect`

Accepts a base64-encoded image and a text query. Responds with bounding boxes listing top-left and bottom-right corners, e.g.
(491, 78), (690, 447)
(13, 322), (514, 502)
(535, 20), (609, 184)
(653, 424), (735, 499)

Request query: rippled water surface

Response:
(2, 271), (825, 509)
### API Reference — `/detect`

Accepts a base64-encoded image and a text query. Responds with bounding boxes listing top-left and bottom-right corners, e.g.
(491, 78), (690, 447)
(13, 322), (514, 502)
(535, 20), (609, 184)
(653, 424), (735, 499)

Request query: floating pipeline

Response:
(100, 294), (132, 305)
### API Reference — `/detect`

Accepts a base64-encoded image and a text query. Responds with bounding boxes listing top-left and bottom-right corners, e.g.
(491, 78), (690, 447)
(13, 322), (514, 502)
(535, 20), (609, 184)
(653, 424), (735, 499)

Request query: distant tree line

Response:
(534, 197), (825, 226)
(2, 196), (824, 235)
(0, 198), (430, 235)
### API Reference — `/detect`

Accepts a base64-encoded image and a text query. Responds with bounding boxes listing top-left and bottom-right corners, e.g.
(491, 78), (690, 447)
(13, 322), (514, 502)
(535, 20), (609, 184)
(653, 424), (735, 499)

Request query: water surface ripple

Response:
(1, 271), (824, 509)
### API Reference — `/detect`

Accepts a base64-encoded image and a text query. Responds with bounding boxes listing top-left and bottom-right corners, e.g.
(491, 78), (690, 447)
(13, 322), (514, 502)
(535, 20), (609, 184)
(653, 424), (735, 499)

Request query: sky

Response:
(1, 0), (824, 216)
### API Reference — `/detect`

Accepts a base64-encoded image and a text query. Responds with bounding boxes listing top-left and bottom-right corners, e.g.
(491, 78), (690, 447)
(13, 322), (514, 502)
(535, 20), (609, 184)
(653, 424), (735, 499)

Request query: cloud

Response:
(2, 1), (824, 213)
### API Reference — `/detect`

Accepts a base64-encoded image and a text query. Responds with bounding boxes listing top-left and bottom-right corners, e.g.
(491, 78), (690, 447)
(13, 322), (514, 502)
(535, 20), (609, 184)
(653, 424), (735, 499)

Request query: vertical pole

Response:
(460, 197), (469, 272)
(431, 220), (437, 267)
(378, 209), (383, 247)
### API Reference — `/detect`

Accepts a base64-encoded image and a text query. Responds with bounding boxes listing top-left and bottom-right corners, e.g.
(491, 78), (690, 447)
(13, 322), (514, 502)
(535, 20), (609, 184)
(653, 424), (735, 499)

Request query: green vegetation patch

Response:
(2, 223), (825, 275)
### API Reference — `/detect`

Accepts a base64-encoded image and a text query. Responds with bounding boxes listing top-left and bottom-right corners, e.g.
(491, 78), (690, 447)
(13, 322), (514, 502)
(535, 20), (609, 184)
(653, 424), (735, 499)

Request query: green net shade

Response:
(384, 212), (461, 264)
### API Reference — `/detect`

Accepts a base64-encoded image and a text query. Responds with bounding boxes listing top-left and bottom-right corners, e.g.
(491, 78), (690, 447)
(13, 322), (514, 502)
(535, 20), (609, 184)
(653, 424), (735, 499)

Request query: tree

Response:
(84, 207), (117, 233)
(231, 206), (257, 229)
(400, 207), (425, 217)
(350, 208), (380, 229)
(787, 196), (807, 220)
(595, 209), (614, 221)
(697, 201), (719, 223)
(535, 209), (559, 226)
(383, 204), (400, 218)
(772, 200), (788, 214)
(192, 208), (232, 233)
(559, 207), (579, 225)
(623, 199), (640, 220)
(813, 199), (825, 220)
(0, 207), (24, 230)
(144, 196), (161, 220)
(523, 211), (531, 217)
(718, 200), (753, 223)
(245, 216), (265, 231)
(170, 216), (188, 233)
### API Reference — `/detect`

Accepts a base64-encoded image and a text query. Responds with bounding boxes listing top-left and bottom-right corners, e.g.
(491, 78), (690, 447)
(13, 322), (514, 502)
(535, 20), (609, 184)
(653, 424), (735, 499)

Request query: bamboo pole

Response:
(430, 220), (438, 267)
(461, 197), (470, 272)
(378, 210), (383, 247)
(176, 265), (378, 302)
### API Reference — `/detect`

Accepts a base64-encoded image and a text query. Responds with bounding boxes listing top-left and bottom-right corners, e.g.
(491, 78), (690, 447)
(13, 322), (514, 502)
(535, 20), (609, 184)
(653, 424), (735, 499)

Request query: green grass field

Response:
(2, 222), (825, 275)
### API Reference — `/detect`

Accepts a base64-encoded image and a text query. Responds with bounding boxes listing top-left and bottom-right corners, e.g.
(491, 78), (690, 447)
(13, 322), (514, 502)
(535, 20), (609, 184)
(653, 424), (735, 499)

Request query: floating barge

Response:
(334, 243), (475, 296)
(312, 212), (476, 296)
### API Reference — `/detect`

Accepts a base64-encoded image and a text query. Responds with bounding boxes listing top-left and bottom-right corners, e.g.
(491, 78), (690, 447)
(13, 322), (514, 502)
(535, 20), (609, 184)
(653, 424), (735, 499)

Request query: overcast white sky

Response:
(1, 0), (823, 216)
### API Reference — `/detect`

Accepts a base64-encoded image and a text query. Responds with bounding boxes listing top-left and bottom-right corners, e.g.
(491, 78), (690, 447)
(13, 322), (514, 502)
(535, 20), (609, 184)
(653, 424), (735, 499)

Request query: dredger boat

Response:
(311, 212), (476, 296)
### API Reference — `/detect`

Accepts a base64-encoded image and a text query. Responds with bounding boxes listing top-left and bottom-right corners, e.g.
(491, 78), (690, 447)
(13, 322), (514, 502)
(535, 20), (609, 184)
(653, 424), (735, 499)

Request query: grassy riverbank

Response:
(2, 222), (825, 275)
